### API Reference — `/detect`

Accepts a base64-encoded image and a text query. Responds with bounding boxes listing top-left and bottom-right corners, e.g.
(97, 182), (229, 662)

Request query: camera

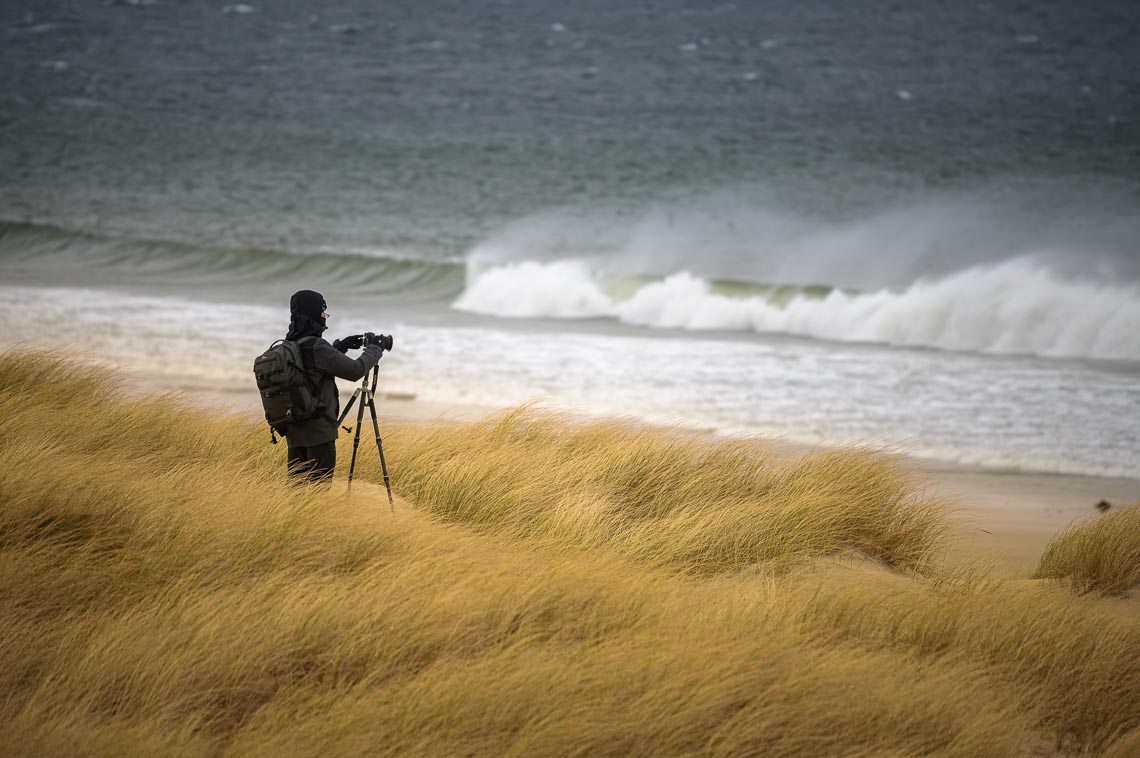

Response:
(364, 332), (394, 351)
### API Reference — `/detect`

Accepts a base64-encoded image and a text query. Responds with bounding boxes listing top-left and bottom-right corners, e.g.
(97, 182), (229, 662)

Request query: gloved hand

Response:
(332, 334), (364, 353)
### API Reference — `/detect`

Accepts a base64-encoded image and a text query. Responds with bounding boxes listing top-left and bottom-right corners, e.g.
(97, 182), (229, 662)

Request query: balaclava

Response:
(286, 289), (327, 340)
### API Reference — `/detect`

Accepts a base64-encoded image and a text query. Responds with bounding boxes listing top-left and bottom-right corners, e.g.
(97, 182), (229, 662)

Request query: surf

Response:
(454, 257), (1140, 361)
(451, 195), (1140, 362)
(0, 221), (465, 303)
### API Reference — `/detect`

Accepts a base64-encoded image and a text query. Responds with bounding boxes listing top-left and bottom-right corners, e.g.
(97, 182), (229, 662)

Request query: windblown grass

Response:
(791, 571), (1140, 752)
(378, 407), (950, 574)
(1035, 503), (1140, 596)
(1, 350), (1137, 756)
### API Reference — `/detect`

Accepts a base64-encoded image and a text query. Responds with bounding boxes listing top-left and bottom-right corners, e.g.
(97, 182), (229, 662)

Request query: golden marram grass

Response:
(1036, 502), (1140, 596)
(0, 350), (1136, 756)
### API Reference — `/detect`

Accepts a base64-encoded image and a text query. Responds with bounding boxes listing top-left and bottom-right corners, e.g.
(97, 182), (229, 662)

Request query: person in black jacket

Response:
(284, 289), (385, 483)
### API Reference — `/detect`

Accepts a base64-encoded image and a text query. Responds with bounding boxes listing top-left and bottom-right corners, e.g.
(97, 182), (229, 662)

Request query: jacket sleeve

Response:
(311, 339), (383, 382)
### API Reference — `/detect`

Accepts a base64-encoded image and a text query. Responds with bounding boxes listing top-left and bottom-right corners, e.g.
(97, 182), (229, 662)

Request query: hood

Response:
(286, 289), (327, 341)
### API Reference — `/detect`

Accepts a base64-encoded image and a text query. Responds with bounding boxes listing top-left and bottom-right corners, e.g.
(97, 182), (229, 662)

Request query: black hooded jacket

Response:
(283, 290), (384, 447)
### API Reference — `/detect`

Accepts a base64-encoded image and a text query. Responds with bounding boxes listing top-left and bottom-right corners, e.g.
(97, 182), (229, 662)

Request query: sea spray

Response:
(453, 260), (614, 319)
(457, 195), (1140, 293)
(455, 257), (1140, 362)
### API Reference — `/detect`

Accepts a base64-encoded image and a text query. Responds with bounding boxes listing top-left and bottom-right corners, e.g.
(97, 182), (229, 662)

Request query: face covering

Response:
(286, 289), (327, 340)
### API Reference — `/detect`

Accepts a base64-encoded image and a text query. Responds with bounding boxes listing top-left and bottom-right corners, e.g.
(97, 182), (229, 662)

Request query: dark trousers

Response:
(287, 441), (336, 485)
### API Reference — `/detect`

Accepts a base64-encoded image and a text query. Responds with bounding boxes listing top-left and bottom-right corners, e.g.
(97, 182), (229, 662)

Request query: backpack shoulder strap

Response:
(295, 336), (319, 371)
(294, 336), (328, 399)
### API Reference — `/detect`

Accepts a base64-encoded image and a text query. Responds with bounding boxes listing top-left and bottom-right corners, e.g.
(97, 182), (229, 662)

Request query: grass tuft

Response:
(1035, 503), (1140, 596)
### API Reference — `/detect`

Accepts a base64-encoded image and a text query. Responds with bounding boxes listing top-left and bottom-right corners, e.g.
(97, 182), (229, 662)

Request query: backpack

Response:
(253, 336), (321, 443)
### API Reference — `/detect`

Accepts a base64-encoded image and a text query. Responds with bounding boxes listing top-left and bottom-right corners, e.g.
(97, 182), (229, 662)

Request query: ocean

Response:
(2, 0), (1138, 478)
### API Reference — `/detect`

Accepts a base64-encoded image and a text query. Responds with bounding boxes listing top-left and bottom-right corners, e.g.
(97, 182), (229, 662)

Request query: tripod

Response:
(337, 363), (394, 510)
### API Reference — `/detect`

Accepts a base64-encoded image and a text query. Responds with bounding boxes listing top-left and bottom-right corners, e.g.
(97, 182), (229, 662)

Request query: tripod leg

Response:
(366, 394), (394, 510)
(338, 388), (360, 431)
(346, 383), (368, 492)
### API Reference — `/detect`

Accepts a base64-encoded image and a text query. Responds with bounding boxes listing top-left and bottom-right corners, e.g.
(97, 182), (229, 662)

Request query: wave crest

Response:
(453, 258), (1140, 361)
(453, 261), (613, 318)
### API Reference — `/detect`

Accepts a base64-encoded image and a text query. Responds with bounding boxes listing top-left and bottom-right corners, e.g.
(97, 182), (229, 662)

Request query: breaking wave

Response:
(453, 257), (1140, 361)
(0, 222), (464, 303)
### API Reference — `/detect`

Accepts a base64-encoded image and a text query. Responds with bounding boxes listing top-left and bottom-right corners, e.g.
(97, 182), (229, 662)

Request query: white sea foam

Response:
(4, 283), (1138, 478)
(454, 257), (1140, 361)
(0, 285), (278, 385)
(453, 260), (614, 318)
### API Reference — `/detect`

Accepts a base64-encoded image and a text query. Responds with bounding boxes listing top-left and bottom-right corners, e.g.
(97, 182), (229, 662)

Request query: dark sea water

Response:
(2, 0), (1139, 477)
(3, 0), (1139, 251)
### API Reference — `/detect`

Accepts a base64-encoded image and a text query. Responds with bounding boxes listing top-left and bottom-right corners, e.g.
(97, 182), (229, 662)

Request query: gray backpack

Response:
(253, 336), (321, 443)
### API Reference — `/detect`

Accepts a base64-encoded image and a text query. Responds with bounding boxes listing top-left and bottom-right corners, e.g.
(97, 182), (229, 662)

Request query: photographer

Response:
(282, 289), (388, 483)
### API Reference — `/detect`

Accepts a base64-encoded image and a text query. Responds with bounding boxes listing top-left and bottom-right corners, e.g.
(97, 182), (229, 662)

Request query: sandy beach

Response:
(137, 370), (1140, 578)
(930, 463), (1139, 575)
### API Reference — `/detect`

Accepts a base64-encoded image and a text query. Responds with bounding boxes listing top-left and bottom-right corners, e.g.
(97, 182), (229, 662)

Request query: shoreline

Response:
(137, 371), (1140, 577)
